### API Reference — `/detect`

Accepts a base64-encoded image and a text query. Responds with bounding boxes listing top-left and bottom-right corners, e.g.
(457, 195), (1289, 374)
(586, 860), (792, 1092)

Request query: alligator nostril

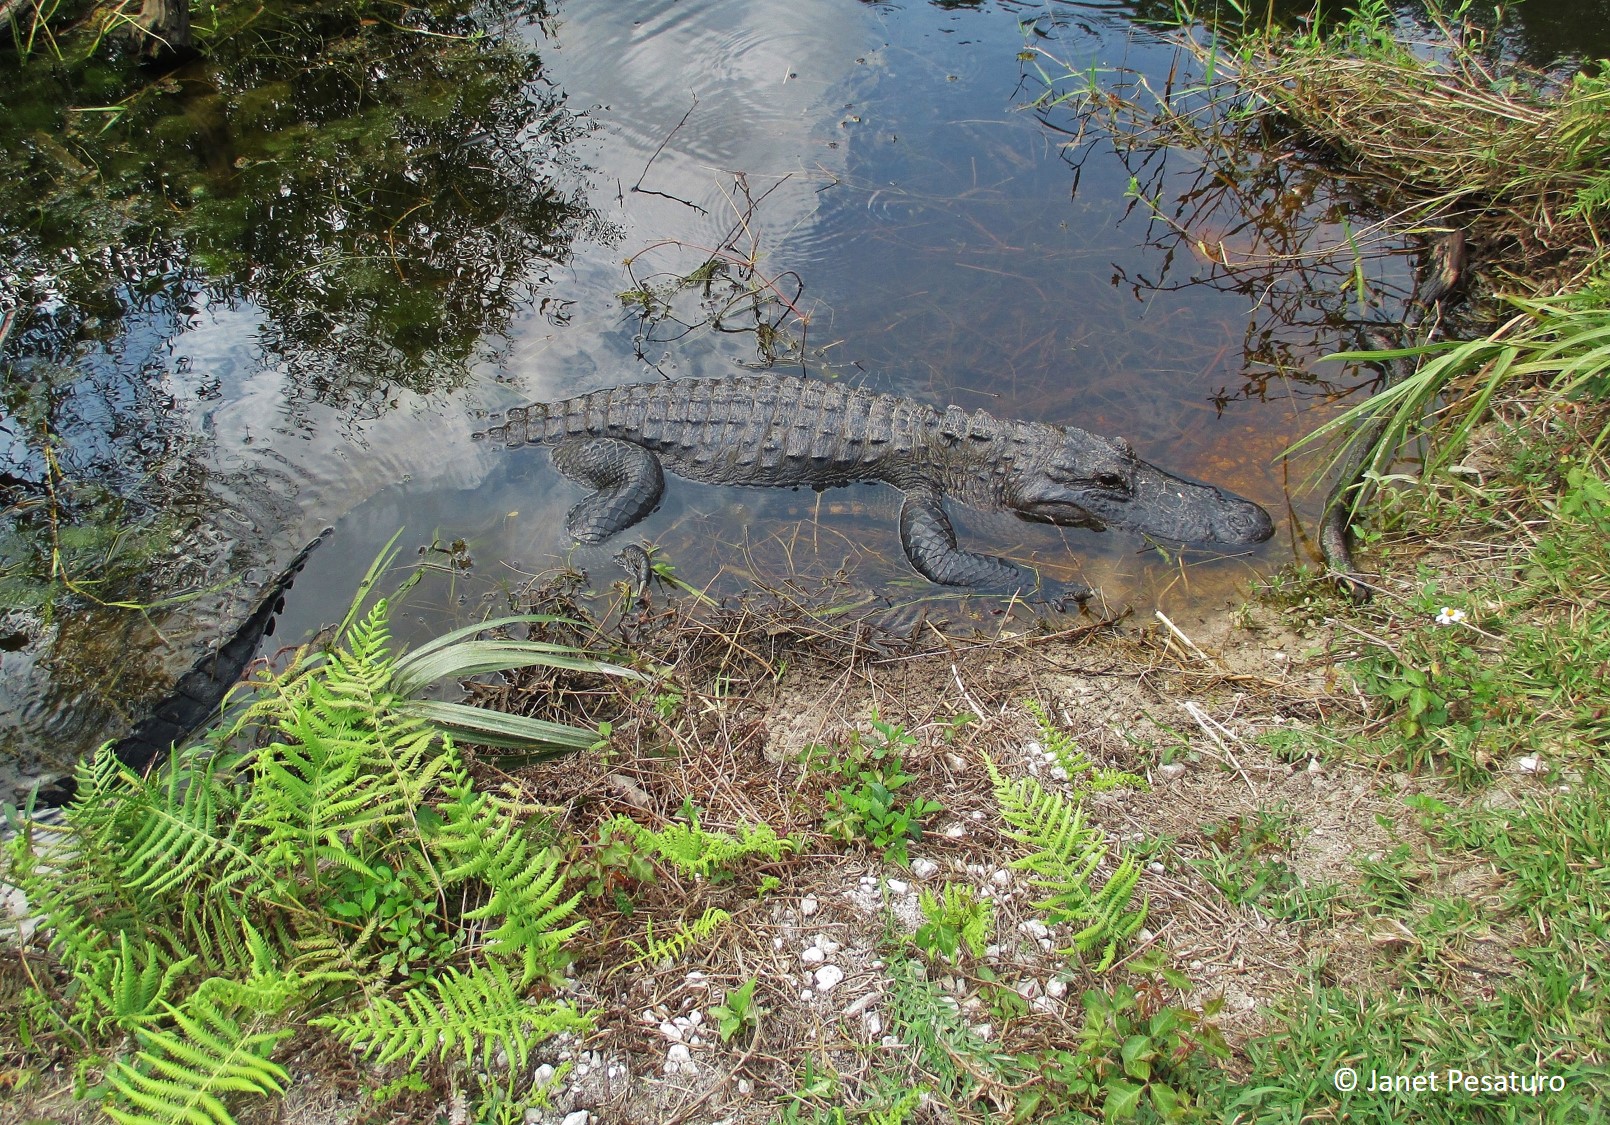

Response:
(1244, 506), (1275, 542)
(1219, 501), (1274, 543)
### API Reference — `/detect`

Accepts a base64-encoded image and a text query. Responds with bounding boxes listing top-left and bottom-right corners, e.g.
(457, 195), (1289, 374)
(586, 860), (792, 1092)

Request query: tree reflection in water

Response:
(0, 0), (602, 791)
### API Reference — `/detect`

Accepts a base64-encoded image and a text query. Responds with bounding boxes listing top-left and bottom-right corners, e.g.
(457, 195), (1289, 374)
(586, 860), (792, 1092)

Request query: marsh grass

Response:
(1204, 0), (1610, 256)
(1211, 6), (1610, 479)
(1293, 278), (1610, 484)
(1029, 0), (1610, 483)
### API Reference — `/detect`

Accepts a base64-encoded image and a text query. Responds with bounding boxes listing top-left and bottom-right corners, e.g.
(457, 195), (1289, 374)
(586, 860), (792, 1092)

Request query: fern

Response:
(311, 960), (591, 1073)
(10, 749), (162, 972)
(436, 780), (585, 984)
(868, 1087), (927, 1125)
(247, 712), (394, 895)
(607, 811), (794, 879)
(987, 756), (1148, 971)
(75, 933), (196, 1037)
(624, 907), (732, 968)
(102, 979), (295, 1125)
(246, 601), (454, 856)
(1024, 700), (1147, 795)
(1070, 854), (1148, 971)
(121, 753), (262, 899)
(5, 564), (600, 1124)
(175, 892), (257, 979)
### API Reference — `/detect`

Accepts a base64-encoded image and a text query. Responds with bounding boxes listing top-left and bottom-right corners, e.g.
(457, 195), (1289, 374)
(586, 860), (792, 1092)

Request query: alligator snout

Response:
(1210, 491), (1276, 545)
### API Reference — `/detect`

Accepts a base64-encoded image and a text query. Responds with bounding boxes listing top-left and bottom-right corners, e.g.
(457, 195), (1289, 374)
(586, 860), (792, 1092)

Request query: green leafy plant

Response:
(882, 956), (1016, 1106)
(709, 977), (766, 1043)
(810, 711), (943, 864)
(2, 567), (599, 1123)
(823, 773), (943, 865)
(987, 754), (1147, 971)
(1025, 699), (1147, 794)
(1037, 970), (1229, 1123)
(778, 1054), (844, 1123)
(576, 827), (660, 905)
(913, 883), (994, 963)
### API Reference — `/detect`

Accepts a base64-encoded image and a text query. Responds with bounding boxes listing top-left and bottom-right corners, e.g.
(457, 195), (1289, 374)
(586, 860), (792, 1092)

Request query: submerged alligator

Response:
(33, 531), (329, 807)
(480, 375), (1273, 594)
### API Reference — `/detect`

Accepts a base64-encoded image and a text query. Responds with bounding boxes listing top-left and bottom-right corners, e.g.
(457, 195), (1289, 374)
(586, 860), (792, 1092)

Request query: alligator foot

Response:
(552, 437), (666, 544)
(899, 485), (1082, 601)
(613, 543), (654, 605)
(1039, 581), (1095, 611)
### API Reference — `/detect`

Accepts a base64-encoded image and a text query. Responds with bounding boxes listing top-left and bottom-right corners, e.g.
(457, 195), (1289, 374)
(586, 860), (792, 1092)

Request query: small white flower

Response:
(1434, 606), (1467, 626)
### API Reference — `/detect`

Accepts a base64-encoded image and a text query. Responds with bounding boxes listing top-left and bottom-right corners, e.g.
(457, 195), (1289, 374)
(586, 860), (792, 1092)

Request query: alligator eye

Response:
(1094, 472), (1130, 493)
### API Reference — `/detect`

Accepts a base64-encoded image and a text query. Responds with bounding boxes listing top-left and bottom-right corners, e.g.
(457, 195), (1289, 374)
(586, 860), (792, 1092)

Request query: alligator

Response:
(479, 375), (1274, 595)
(32, 530), (330, 807)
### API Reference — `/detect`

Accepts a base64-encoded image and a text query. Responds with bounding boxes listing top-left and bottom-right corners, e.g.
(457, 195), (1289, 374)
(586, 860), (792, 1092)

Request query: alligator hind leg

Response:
(550, 438), (666, 544)
(898, 485), (1091, 602)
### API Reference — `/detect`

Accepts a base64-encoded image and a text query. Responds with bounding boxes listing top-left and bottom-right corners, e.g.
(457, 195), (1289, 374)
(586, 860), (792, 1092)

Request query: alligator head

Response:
(1006, 424), (1275, 546)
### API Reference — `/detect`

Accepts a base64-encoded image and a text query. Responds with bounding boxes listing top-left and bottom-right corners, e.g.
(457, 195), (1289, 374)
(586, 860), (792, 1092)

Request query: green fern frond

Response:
(867, 1087), (926, 1125)
(1066, 854), (1148, 971)
(988, 758), (1106, 912)
(1024, 700), (1147, 795)
(624, 907), (731, 968)
(247, 727), (386, 893)
(987, 756), (1147, 971)
(245, 598), (454, 831)
(341, 599), (396, 679)
(74, 933), (196, 1038)
(436, 782), (584, 983)
(287, 654), (446, 815)
(606, 813), (794, 880)
(7, 844), (117, 975)
(175, 891), (258, 979)
(121, 757), (261, 899)
(311, 960), (590, 1073)
(102, 984), (293, 1125)
(288, 928), (378, 979)
(9, 777), (146, 973)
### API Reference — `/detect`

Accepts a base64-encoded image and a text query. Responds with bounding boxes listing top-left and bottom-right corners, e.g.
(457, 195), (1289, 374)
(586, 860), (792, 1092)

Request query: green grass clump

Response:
(1210, 442), (1610, 1122)
(1341, 459), (1610, 784)
(1190, 805), (1341, 925)
(1216, 769), (1608, 1124)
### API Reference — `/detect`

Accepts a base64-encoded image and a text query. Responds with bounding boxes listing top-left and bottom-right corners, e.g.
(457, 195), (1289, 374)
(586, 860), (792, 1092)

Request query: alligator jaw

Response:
(1013, 501), (1106, 532)
(1009, 433), (1274, 547)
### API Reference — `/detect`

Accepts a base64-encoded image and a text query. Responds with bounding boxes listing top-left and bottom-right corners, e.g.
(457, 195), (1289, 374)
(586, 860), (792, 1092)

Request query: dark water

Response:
(0, 0), (1594, 797)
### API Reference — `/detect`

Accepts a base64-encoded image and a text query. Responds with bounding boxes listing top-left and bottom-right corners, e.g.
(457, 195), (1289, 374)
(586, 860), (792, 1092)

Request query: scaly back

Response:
(482, 375), (1008, 489)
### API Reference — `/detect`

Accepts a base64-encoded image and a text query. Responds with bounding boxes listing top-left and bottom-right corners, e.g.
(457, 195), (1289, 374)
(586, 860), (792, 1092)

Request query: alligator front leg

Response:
(898, 485), (1089, 601)
(550, 437), (666, 544)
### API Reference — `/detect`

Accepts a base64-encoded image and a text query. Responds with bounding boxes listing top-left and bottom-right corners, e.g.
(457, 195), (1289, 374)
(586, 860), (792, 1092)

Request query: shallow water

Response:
(0, 0), (1581, 795)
